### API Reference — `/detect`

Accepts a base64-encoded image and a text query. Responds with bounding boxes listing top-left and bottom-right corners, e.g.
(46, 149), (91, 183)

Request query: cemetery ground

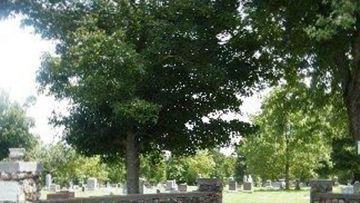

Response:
(40, 186), (314, 203)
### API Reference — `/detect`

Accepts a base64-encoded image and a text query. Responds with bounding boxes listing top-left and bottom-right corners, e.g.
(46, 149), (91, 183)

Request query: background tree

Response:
(209, 149), (236, 182)
(140, 152), (166, 185)
(0, 90), (37, 160)
(239, 83), (335, 190)
(166, 150), (216, 185)
(28, 142), (109, 186)
(0, 0), (259, 193)
(240, 0), (360, 149)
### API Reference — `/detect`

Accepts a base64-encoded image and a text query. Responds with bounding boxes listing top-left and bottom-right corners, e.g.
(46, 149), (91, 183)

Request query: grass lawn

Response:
(223, 190), (309, 203)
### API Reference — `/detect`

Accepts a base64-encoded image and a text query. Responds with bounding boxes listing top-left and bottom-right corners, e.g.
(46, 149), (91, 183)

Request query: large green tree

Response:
(239, 83), (335, 190)
(0, 91), (37, 160)
(240, 0), (360, 145)
(1, 0), (259, 193)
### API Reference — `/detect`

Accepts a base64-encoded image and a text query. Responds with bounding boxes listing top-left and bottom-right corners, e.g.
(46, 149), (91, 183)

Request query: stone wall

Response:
(40, 178), (222, 203)
(0, 169), (42, 201)
(310, 179), (360, 203)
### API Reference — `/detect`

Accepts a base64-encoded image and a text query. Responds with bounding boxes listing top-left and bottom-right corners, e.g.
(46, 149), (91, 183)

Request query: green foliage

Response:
(240, 0), (360, 142)
(0, 0), (259, 162)
(0, 91), (37, 160)
(209, 149), (236, 182)
(106, 160), (126, 184)
(239, 83), (336, 182)
(167, 150), (215, 185)
(140, 152), (166, 184)
(165, 150), (235, 185)
(28, 142), (109, 186)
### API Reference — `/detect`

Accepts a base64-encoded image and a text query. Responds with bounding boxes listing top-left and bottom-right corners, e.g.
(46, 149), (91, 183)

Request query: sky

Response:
(0, 16), (267, 149)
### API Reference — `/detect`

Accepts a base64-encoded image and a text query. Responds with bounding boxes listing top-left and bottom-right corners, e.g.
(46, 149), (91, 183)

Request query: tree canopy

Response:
(240, 0), (360, 142)
(0, 0), (260, 193)
(0, 91), (37, 160)
(239, 82), (339, 189)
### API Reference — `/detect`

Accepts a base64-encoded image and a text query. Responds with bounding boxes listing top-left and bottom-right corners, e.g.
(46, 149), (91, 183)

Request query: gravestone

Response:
(87, 177), (98, 191)
(49, 184), (60, 192)
(341, 185), (354, 194)
(122, 184), (127, 195)
(178, 183), (187, 192)
(248, 175), (253, 184)
(354, 182), (360, 194)
(310, 180), (333, 202)
(243, 182), (252, 191)
(264, 180), (272, 187)
(228, 178), (237, 191)
(278, 179), (286, 189)
(45, 174), (52, 189)
(166, 180), (178, 192)
(243, 175), (247, 183)
(0, 148), (42, 202)
(139, 178), (145, 194)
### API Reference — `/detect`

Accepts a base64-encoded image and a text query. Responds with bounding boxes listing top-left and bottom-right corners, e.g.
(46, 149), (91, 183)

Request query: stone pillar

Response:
(310, 180), (333, 203)
(354, 181), (360, 194)
(45, 174), (52, 189)
(0, 148), (42, 202)
(197, 178), (223, 203)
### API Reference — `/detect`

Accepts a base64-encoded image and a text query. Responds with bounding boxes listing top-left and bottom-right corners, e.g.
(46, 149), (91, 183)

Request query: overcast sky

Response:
(0, 16), (266, 148)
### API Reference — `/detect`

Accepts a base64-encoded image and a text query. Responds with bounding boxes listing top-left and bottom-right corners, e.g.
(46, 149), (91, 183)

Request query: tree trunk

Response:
(295, 180), (301, 190)
(126, 130), (140, 194)
(285, 161), (290, 190)
(284, 126), (291, 190)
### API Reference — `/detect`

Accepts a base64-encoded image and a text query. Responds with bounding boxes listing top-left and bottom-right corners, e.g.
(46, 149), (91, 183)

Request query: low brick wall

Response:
(40, 192), (219, 203)
(310, 180), (360, 203)
(40, 178), (222, 203)
(313, 193), (360, 203)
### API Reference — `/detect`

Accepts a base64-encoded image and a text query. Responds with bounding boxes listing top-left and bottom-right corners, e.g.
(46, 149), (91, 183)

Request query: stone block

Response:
(47, 191), (75, 200)
(166, 180), (177, 191)
(341, 186), (354, 194)
(229, 180), (237, 191)
(354, 182), (360, 194)
(243, 182), (252, 191)
(9, 148), (25, 161)
(197, 178), (223, 193)
(178, 184), (187, 192)
(0, 181), (25, 202)
(0, 161), (42, 173)
(49, 184), (61, 192)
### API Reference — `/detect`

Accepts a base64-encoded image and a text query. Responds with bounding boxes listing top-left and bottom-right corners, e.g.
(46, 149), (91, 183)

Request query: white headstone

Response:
(166, 180), (178, 191)
(49, 184), (60, 192)
(248, 175), (253, 183)
(0, 181), (25, 202)
(45, 174), (52, 189)
(87, 177), (98, 191)
(122, 184), (127, 195)
(243, 175), (248, 183)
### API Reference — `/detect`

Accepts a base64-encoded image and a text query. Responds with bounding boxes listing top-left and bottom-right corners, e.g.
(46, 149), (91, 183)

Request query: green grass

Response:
(223, 190), (309, 203)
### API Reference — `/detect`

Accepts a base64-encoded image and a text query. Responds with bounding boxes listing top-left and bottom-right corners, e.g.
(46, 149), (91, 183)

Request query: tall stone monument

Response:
(45, 174), (52, 190)
(0, 148), (42, 202)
